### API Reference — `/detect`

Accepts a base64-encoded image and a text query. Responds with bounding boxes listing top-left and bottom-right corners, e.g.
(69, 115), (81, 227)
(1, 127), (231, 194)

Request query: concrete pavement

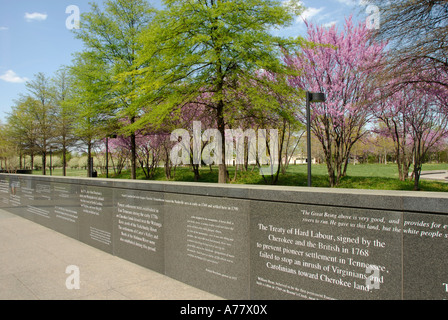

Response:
(420, 170), (448, 182)
(0, 209), (222, 300)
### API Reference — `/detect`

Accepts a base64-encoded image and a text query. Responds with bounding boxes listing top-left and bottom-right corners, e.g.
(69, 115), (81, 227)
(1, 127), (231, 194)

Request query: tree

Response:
(404, 86), (448, 190)
(73, 0), (156, 180)
(106, 137), (131, 175)
(50, 68), (77, 176)
(0, 122), (19, 170)
(285, 18), (386, 186)
(375, 91), (414, 180)
(360, 130), (395, 164)
(368, 0), (448, 90)
(24, 73), (57, 175)
(103, 131), (165, 179)
(69, 52), (114, 177)
(6, 97), (40, 170)
(375, 84), (448, 190)
(230, 71), (303, 184)
(168, 98), (215, 182)
(131, 0), (304, 183)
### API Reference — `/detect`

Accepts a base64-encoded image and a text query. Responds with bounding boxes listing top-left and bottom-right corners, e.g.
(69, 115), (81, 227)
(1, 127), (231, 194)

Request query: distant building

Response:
(287, 156), (317, 165)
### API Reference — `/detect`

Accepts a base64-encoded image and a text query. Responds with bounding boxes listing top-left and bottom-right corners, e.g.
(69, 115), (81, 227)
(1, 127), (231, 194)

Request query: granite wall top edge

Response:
(2, 173), (447, 214)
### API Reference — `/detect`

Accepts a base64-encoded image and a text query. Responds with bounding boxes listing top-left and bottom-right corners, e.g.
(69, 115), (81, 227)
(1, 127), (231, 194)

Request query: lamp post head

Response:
(310, 92), (326, 103)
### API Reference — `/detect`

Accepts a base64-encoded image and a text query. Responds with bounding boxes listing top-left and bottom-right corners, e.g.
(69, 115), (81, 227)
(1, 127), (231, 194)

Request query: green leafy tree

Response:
(69, 52), (114, 177)
(24, 73), (57, 175)
(131, 0), (304, 183)
(0, 122), (20, 170)
(73, 0), (156, 179)
(6, 97), (40, 170)
(50, 68), (78, 176)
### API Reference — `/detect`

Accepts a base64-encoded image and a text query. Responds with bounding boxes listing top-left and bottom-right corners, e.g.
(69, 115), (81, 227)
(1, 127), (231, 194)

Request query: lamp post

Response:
(306, 91), (326, 187)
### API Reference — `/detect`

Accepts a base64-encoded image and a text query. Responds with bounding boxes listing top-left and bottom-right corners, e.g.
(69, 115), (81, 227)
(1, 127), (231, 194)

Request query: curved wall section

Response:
(0, 174), (447, 300)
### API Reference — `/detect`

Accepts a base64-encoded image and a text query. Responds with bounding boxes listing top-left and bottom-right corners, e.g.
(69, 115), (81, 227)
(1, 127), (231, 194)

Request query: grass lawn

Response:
(32, 168), (90, 178)
(31, 163), (448, 192)
(57, 162), (448, 192)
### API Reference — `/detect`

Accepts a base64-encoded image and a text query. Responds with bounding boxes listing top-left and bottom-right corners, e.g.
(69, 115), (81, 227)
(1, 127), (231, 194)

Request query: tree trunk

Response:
(328, 165), (336, 187)
(342, 156), (349, 177)
(396, 147), (404, 181)
(233, 164), (238, 182)
(62, 136), (67, 177)
(108, 151), (115, 175)
(413, 138), (423, 191)
(42, 152), (47, 175)
(273, 122), (286, 185)
(165, 149), (172, 180)
(325, 150), (336, 187)
(335, 158), (344, 186)
(413, 168), (421, 191)
(87, 142), (92, 177)
(192, 163), (200, 182)
(217, 99), (227, 184)
(130, 131), (137, 180)
(244, 139), (249, 171)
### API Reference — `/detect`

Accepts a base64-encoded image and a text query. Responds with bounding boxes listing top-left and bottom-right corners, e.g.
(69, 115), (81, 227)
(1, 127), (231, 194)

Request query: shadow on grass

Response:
(103, 166), (448, 192)
(336, 176), (448, 192)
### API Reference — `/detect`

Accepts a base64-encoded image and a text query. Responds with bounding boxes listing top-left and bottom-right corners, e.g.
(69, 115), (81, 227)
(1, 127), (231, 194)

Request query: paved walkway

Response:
(0, 209), (222, 300)
(420, 170), (448, 182)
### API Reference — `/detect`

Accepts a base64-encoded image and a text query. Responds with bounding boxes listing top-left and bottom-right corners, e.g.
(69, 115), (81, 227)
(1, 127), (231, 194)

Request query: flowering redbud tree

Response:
(285, 17), (386, 186)
(375, 82), (448, 190)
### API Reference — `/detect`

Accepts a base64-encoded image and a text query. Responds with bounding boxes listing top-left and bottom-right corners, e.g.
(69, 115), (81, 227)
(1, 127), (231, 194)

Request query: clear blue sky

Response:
(0, 0), (367, 123)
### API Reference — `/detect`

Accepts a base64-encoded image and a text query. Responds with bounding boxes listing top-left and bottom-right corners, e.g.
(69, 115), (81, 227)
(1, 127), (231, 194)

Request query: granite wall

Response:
(0, 174), (447, 300)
